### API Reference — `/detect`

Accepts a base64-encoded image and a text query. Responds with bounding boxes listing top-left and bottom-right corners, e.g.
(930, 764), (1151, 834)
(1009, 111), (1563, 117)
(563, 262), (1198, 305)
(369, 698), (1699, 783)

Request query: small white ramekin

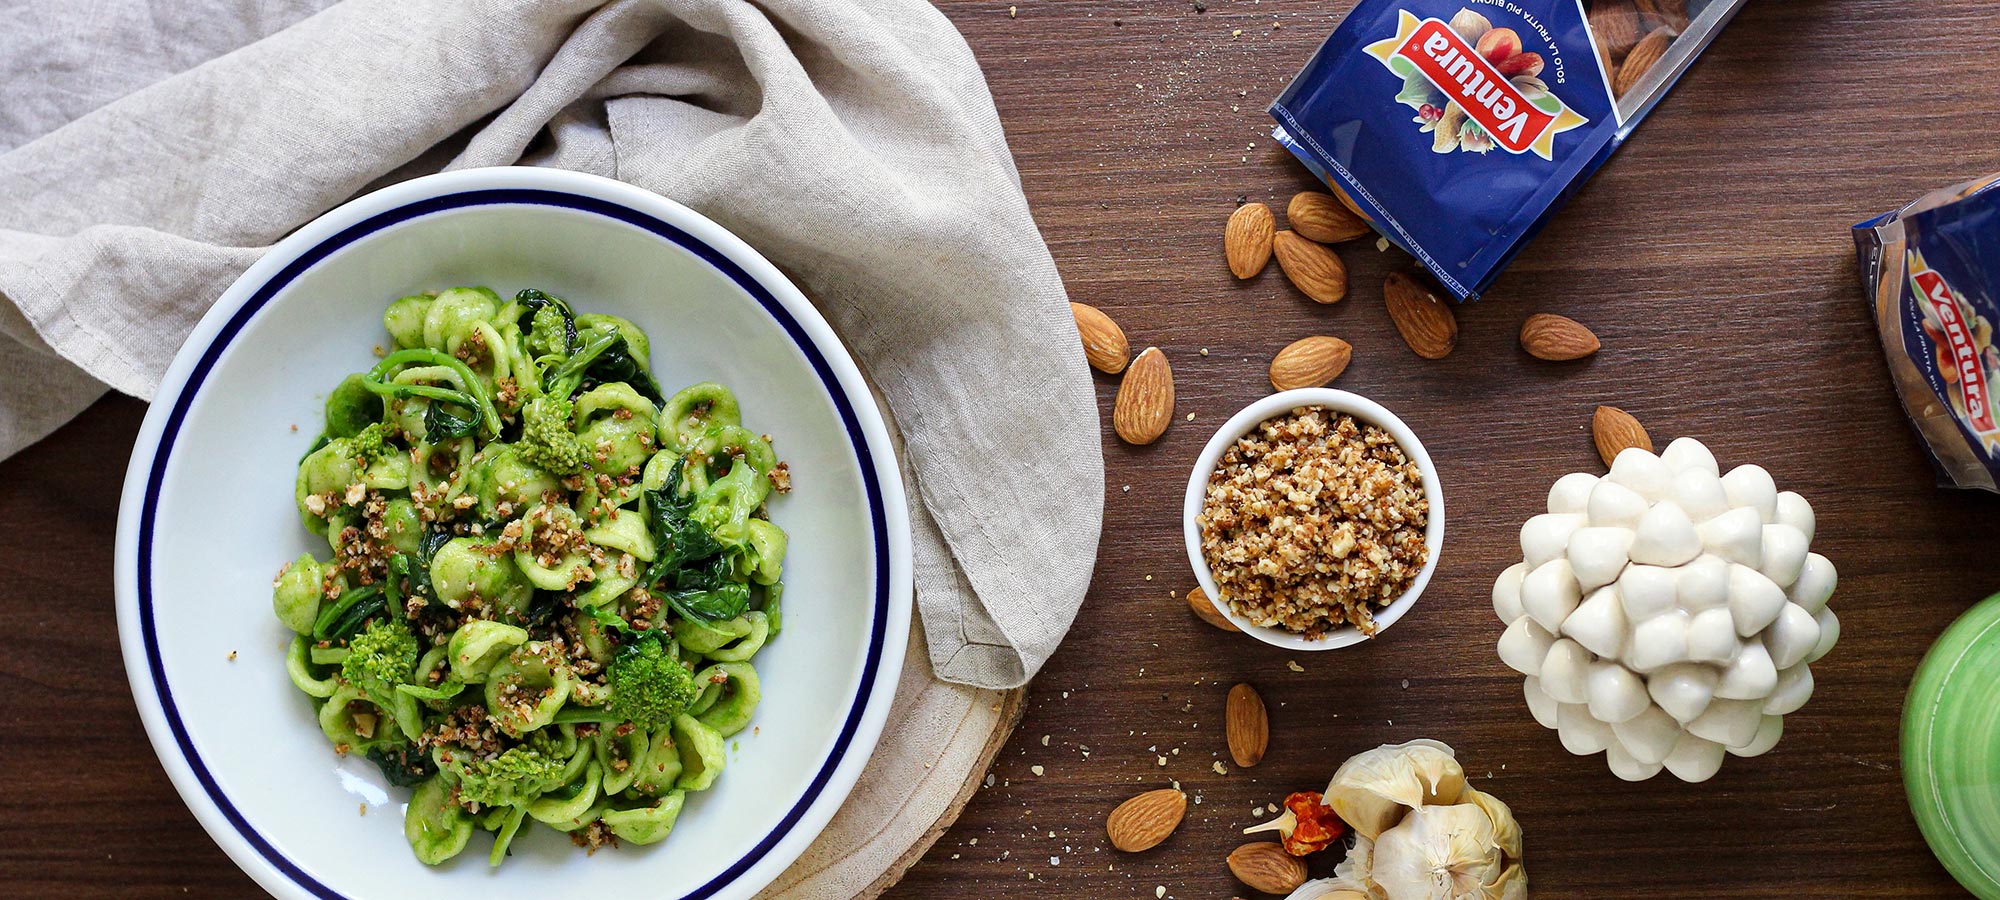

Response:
(1182, 388), (1445, 650)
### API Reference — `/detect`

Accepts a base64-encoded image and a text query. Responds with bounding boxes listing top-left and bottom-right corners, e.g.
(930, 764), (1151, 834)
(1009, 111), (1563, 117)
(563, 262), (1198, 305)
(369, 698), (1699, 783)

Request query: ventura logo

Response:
(1909, 249), (1999, 436)
(1364, 11), (1586, 160)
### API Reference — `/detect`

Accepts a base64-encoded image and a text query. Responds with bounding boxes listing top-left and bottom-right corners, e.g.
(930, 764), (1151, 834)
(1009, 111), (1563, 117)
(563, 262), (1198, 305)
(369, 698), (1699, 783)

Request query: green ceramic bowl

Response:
(1904, 592), (2000, 899)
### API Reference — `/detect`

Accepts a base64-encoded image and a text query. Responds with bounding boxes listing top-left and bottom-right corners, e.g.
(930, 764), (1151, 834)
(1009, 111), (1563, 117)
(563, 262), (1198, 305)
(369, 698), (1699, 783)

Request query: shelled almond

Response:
(1383, 270), (1457, 359)
(1272, 231), (1348, 304)
(1226, 202), (1276, 279)
(1614, 26), (1676, 98)
(1592, 404), (1652, 465)
(1269, 335), (1352, 390)
(1226, 683), (1270, 768)
(1187, 586), (1241, 632)
(1113, 347), (1174, 445)
(1519, 313), (1600, 360)
(1107, 788), (1187, 852)
(1227, 842), (1309, 894)
(1287, 191), (1371, 244)
(1070, 302), (1130, 374)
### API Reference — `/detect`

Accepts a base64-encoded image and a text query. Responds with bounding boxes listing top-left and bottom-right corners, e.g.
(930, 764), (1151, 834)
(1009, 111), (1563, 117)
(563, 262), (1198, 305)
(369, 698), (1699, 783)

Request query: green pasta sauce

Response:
(273, 287), (787, 866)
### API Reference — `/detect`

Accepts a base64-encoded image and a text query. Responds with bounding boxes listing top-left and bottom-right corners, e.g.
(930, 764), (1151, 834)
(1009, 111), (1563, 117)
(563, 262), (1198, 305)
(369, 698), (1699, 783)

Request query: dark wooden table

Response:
(4, 0), (1997, 896)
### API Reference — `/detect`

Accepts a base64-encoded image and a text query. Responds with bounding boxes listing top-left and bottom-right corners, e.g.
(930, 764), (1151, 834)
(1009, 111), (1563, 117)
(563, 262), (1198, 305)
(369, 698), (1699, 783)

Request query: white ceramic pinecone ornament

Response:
(1493, 438), (1838, 782)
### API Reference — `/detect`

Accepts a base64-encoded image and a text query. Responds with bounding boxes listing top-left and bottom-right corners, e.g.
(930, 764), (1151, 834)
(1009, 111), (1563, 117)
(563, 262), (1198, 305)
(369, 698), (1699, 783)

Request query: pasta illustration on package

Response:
(1856, 174), (2000, 493)
(1271, 0), (1748, 299)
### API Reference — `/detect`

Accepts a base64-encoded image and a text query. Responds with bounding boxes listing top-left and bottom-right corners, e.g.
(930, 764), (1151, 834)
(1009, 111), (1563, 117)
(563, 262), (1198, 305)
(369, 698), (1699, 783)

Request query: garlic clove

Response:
(1521, 558), (1583, 633)
(1539, 639), (1592, 705)
(1763, 664), (1814, 716)
(1610, 705), (1681, 764)
(1687, 697), (1763, 748)
(1556, 702), (1613, 755)
(1626, 611), (1691, 673)
(1567, 527), (1634, 593)
(1521, 513), (1588, 569)
(1685, 607), (1741, 665)
(1728, 564), (1788, 638)
(1669, 467), (1731, 523)
(1759, 524), (1809, 589)
(1562, 586), (1628, 659)
(1728, 715), (1784, 758)
(1548, 471), (1599, 515)
(1774, 491), (1815, 543)
(1806, 607), (1839, 664)
(1606, 739), (1665, 781)
(1587, 478), (1649, 530)
(1586, 661), (1649, 724)
(1714, 639), (1777, 700)
(1618, 564), (1680, 622)
(1497, 616), (1556, 676)
(1764, 603), (1822, 670)
(1493, 561), (1529, 625)
(1629, 500), (1700, 568)
(1720, 464), (1779, 523)
(1523, 676), (1560, 729)
(1647, 662), (1718, 723)
(1660, 437), (1719, 476)
(1607, 447), (1674, 502)
(1789, 553), (1837, 616)
(1663, 732), (1726, 783)
(1696, 506), (1764, 567)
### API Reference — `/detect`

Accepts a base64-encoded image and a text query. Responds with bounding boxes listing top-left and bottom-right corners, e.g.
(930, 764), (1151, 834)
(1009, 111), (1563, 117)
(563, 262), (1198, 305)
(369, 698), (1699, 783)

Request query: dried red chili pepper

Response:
(1279, 791), (1344, 856)
(1240, 790), (1346, 856)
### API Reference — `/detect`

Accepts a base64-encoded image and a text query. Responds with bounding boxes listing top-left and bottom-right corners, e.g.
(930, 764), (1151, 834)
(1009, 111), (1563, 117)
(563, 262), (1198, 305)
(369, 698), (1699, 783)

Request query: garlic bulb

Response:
(1296, 740), (1526, 900)
(1494, 438), (1839, 782)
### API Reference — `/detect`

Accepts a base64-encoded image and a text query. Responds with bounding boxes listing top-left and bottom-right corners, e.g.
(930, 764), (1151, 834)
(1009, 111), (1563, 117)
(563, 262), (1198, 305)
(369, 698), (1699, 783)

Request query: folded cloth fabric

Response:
(0, 0), (1101, 689)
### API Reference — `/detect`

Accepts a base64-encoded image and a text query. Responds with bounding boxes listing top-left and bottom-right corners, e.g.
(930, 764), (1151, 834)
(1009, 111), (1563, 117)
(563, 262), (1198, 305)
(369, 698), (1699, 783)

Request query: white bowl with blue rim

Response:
(112, 167), (912, 900)
(1182, 388), (1443, 650)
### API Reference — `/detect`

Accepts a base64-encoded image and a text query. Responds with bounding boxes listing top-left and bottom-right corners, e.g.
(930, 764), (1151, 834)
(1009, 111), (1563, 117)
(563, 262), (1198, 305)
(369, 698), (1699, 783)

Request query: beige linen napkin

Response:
(0, 0), (1101, 689)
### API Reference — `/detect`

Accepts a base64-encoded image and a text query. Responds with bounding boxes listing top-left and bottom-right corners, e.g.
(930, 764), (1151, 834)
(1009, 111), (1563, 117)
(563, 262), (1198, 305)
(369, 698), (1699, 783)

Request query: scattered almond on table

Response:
(1383, 270), (1458, 359)
(1070, 302), (1130, 373)
(1186, 585), (1240, 632)
(1519, 312), (1600, 360)
(1113, 347), (1174, 445)
(1226, 841), (1309, 894)
(1269, 335), (1352, 390)
(1226, 202), (1276, 279)
(1225, 683), (1270, 768)
(1106, 788), (1187, 852)
(1286, 190), (1371, 244)
(1272, 230), (1348, 304)
(1592, 404), (1653, 465)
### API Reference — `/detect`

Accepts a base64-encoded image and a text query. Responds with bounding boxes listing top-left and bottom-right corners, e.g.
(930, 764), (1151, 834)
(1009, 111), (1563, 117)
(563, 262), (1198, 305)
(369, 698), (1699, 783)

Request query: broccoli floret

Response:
(446, 744), (567, 809)
(525, 302), (574, 360)
(342, 617), (419, 704)
(517, 395), (590, 475)
(605, 638), (699, 729)
(346, 421), (396, 464)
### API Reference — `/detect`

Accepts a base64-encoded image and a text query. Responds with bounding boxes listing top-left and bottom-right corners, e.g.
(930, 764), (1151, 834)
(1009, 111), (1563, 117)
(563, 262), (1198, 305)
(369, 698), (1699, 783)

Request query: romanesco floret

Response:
(605, 637), (699, 729)
(517, 395), (590, 475)
(342, 617), (419, 703)
(447, 745), (567, 809)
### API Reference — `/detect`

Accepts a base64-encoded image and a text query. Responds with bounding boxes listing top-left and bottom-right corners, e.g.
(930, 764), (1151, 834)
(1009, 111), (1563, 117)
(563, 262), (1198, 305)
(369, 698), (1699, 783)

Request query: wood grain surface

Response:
(2, 0), (1997, 897)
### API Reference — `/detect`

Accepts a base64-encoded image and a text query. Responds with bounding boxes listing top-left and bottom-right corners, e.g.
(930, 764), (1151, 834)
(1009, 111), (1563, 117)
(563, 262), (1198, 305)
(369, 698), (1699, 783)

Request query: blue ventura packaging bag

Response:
(1855, 175), (2000, 494)
(1271, 0), (1747, 299)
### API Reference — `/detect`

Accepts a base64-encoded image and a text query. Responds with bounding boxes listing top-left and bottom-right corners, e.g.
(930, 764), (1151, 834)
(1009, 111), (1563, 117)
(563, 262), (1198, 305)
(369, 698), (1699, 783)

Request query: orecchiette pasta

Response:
(272, 287), (788, 866)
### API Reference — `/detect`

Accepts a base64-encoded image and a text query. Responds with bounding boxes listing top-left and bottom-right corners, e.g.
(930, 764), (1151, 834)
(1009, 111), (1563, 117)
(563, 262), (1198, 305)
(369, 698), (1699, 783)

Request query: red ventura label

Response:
(1396, 19), (1553, 155)
(1912, 262), (1997, 433)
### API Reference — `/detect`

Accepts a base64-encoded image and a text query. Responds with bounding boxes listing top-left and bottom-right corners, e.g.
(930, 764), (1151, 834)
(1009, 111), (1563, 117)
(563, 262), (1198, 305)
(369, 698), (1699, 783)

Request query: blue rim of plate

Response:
(132, 187), (890, 899)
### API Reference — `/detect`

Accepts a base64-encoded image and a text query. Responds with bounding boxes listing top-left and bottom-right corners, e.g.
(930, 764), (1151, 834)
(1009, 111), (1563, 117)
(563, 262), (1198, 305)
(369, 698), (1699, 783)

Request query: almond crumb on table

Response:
(1197, 407), (1429, 638)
